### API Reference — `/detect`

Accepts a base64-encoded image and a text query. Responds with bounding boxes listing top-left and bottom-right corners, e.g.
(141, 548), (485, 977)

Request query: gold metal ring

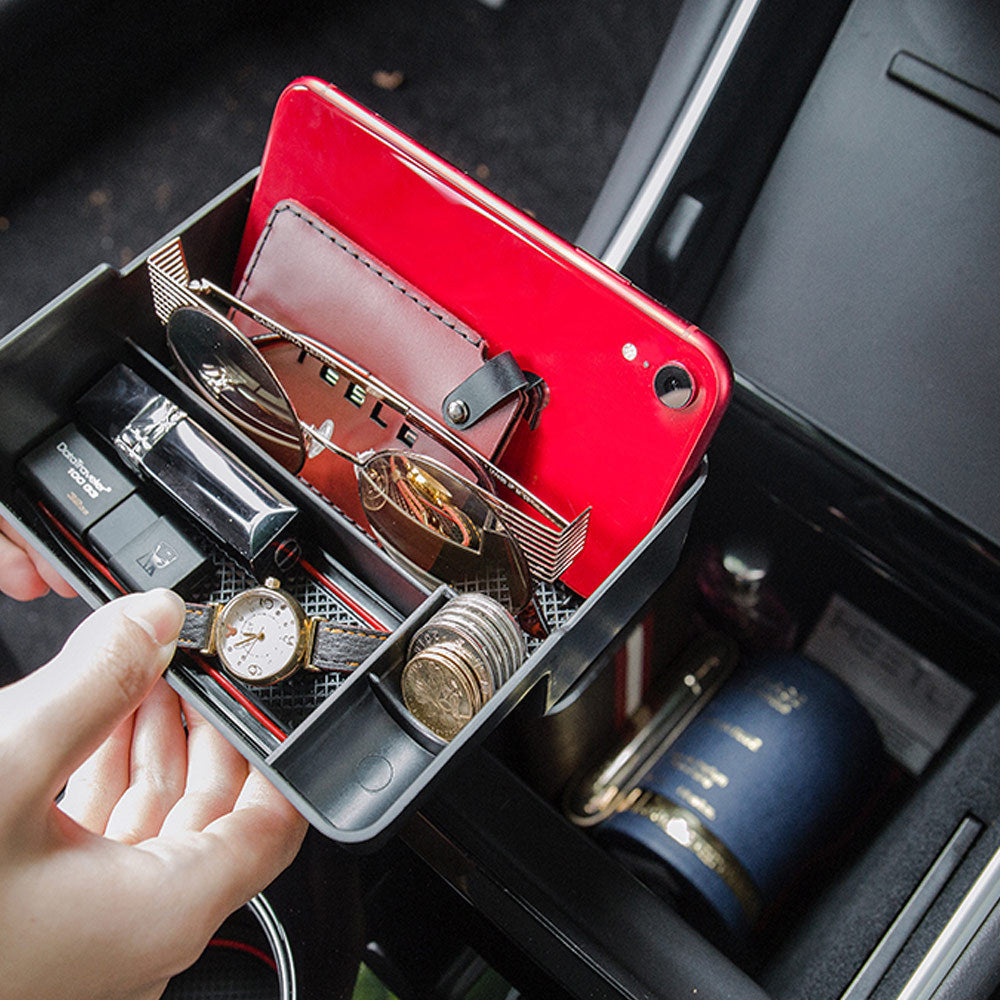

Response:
(625, 789), (762, 922)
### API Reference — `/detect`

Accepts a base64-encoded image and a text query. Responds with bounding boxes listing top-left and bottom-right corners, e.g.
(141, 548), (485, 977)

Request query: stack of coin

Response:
(401, 593), (527, 740)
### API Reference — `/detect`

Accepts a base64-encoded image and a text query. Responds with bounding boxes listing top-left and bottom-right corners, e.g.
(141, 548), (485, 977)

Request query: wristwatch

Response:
(177, 577), (390, 686)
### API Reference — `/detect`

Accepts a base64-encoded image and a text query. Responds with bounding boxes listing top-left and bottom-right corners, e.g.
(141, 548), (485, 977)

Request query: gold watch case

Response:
(212, 577), (311, 686)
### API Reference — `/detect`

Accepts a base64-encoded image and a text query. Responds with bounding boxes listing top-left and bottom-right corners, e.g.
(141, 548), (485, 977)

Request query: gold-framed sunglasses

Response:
(147, 238), (590, 629)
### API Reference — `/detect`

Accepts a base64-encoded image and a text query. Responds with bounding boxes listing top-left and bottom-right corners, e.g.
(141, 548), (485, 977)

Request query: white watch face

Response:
(215, 586), (305, 685)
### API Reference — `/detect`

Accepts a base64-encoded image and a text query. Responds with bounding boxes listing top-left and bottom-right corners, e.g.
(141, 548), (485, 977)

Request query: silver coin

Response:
(433, 606), (509, 689)
(452, 592), (525, 683)
(462, 592), (525, 683)
(410, 593), (527, 694)
(409, 619), (485, 663)
(442, 595), (521, 686)
(450, 591), (518, 654)
(412, 600), (498, 663)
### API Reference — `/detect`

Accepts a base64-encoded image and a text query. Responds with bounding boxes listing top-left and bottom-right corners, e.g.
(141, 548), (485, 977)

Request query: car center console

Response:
(4, 2), (1000, 999)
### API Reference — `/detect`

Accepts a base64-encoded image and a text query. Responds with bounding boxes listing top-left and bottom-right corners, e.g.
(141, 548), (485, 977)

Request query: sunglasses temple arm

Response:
(300, 422), (363, 468)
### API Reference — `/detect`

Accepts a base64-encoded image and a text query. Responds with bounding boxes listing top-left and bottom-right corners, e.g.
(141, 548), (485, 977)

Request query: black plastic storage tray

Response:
(0, 173), (705, 847)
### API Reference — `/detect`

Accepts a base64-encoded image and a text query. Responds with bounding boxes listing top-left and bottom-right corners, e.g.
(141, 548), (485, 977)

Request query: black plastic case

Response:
(9, 4), (1000, 994)
(0, 174), (704, 849)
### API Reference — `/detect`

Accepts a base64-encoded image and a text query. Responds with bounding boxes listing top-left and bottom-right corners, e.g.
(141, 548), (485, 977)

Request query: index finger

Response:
(1, 590), (185, 812)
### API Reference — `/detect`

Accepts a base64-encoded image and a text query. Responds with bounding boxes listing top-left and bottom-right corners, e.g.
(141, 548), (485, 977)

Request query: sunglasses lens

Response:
(359, 452), (532, 612)
(166, 306), (306, 473)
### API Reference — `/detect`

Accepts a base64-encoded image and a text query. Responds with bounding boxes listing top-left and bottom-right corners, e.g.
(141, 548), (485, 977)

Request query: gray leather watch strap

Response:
(309, 621), (391, 673)
(178, 603), (217, 652)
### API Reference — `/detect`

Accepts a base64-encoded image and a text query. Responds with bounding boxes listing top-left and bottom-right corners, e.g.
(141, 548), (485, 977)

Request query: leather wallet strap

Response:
(309, 621), (391, 673)
(178, 603), (217, 653)
(442, 351), (545, 431)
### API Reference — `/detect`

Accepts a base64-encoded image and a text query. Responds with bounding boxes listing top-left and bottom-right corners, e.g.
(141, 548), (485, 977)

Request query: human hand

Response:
(0, 514), (77, 600)
(0, 589), (308, 1000)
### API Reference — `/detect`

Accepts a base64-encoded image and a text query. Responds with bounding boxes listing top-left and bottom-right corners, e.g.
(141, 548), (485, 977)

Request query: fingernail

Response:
(121, 588), (186, 646)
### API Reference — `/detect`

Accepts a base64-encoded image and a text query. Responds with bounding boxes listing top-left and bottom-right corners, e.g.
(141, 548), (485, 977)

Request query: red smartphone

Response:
(235, 77), (731, 597)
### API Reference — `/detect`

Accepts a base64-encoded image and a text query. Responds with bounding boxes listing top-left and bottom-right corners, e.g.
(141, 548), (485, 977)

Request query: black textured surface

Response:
(700, 0), (1000, 560)
(0, 0), (678, 338)
(0, 0), (676, 678)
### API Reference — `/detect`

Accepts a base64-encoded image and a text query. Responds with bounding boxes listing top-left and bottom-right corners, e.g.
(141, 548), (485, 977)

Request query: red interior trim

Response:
(191, 653), (288, 742)
(206, 937), (278, 972)
(297, 555), (389, 630)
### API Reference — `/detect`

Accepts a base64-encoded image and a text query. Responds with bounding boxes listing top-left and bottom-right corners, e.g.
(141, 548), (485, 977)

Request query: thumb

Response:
(1, 589), (186, 810)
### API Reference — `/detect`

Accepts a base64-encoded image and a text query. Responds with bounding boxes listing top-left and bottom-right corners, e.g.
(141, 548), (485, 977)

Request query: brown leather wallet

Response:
(234, 199), (526, 462)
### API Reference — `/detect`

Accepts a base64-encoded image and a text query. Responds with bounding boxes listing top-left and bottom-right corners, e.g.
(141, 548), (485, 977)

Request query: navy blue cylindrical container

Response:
(596, 653), (886, 945)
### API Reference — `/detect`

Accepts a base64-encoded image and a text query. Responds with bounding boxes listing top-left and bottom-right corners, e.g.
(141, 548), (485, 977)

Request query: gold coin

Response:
(401, 644), (481, 741)
(428, 635), (494, 704)
(426, 641), (484, 713)
(452, 640), (494, 704)
(409, 592), (524, 692)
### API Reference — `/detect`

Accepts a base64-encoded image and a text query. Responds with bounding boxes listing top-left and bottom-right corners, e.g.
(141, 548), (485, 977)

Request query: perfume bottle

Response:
(694, 536), (796, 652)
(594, 652), (888, 950)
